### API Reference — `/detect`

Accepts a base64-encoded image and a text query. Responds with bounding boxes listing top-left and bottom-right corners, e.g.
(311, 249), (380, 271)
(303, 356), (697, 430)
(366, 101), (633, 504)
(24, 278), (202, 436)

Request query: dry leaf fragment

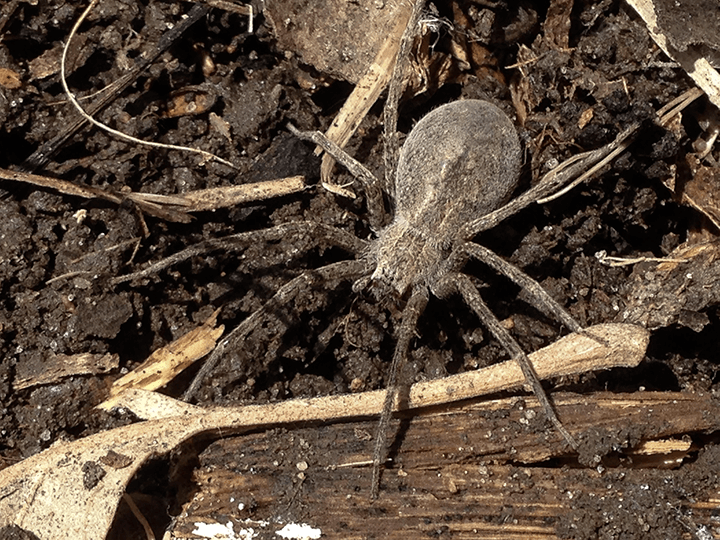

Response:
(27, 43), (64, 80)
(209, 111), (232, 142)
(0, 67), (22, 89)
(98, 309), (224, 410)
(677, 154), (720, 229)
(542, 0), (573, 50)
(626, 0), (720, 109)
(13, 352), (119, 391)
(162, 86), (217, 118)
(265, 0), (411, 84)
(578, 107), (594, 129)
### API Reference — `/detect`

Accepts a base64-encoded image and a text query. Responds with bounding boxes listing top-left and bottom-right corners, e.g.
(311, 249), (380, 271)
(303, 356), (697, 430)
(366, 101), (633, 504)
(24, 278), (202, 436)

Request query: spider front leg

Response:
(287, 124), (388, 231)
(452, 273), (579, 451)
(111, 221), (367, 286)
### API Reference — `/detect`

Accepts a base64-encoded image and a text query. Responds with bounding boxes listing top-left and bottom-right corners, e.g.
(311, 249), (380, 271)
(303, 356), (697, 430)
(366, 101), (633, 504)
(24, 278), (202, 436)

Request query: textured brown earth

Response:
(1, 0), (719, 538)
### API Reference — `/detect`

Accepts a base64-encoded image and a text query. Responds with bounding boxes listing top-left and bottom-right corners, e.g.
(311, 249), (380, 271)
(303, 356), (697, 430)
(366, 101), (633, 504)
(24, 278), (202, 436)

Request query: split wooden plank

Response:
(172, 390), (720, 539)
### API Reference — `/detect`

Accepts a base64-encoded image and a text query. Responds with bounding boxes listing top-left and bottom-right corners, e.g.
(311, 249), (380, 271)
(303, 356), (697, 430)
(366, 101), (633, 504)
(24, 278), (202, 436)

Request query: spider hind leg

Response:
(453, 273), (579, 451)
(462, 241), (582, 333)
(371, 285), (429, 499)
(183, 258), (370, 401)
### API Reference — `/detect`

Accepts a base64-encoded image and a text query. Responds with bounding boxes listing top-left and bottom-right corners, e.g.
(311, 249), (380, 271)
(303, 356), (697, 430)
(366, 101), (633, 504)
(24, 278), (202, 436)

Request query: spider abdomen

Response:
(372, 100), (521, 295)
(395, 99), (521, 231)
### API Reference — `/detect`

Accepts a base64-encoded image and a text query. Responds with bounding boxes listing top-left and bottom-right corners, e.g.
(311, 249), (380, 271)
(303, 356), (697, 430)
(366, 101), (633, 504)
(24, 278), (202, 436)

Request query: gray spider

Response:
(114, 95), (591, 498)
(288, 98), (584, 498)
(113, 4), (618, 499)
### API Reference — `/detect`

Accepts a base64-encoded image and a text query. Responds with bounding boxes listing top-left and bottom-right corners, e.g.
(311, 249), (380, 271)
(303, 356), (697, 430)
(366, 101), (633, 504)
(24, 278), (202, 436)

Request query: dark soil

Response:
(1, 0), (719, 537)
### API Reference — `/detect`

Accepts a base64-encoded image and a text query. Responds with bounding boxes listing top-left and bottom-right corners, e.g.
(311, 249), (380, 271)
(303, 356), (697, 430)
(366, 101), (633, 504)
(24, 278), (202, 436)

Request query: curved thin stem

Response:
(61, 0), (236, 169)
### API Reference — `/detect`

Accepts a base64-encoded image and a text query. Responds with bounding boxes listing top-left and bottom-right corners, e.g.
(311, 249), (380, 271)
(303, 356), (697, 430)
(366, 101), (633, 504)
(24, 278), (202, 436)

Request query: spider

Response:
(115, 97), (593, 496)
(287, 99), (585, 498)
(112, 5), (599, 499)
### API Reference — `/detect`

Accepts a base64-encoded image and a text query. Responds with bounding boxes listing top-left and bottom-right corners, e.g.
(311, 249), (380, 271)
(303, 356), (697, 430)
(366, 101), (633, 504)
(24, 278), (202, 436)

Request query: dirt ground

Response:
(1, 0), (719, 538)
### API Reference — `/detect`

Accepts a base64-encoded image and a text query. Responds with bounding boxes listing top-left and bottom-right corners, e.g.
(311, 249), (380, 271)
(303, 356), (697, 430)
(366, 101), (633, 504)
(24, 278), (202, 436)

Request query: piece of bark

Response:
(619, 240), (720, 331)
(170, 390), (720, 539)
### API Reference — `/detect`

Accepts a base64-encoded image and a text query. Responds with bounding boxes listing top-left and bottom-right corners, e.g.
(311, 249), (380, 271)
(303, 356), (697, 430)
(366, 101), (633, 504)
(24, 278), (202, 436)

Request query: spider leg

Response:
(461, 241), (582, 333)
(183, 258), (371, 401)
(382, 0), (425, 199)
(452, 273), (579, 451)
(460, 122), (640, 240)
(287, 125), (387, 231)
(111, 220), (368, 285)
(371, 285), (429, 499)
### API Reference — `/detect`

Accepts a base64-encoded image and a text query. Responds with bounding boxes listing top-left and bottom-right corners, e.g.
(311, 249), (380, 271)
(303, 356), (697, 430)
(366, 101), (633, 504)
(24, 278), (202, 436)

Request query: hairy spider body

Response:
(371, 100), (521, 296)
